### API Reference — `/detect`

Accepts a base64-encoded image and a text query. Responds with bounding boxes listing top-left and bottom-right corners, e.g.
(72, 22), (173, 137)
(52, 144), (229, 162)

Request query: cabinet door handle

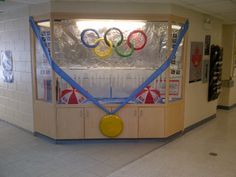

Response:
(134, 110), (137, 116)
(140, 110), (143, 117)
(86, 110), (89, 118)
(80, 110), (83, 117)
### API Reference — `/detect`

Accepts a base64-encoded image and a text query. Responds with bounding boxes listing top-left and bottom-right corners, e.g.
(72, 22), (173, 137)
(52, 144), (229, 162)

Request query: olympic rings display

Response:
(114, 41), (134, 58)
(93, 38), (113, 59)
(104, 27), (123, 47)
(80, 28), (147, 58)
(80, 29), (100, 48)
(127, 30), (147, 51)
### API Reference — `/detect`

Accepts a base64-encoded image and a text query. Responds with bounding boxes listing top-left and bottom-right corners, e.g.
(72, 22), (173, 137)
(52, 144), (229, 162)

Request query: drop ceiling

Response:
(176, 0), (236, 24)
(0, 0), (236, 23)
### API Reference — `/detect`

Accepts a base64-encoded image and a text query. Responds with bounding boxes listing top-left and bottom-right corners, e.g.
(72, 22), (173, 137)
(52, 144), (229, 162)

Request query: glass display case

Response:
(32, 14), (187, 140)
(42, 19), (170, 105)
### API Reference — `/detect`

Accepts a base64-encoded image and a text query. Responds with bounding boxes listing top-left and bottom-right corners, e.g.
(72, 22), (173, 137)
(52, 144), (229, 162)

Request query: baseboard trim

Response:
(184, 114), (216, 134)
(1, 115), (216, 144)
(217, 104), (236, 110)
(34, 131), (183, 144)
(34, 132), (57, 144)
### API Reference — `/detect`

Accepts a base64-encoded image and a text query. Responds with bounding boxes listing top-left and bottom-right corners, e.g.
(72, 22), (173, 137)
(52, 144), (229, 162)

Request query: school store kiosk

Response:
(31, 13), (189, 139)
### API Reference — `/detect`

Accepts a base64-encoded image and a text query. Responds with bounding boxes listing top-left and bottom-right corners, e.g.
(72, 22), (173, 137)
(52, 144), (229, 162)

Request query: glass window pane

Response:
(35, 22), (52, 103)
(169, 22), (184, 102)
(53, 19), (169, 104)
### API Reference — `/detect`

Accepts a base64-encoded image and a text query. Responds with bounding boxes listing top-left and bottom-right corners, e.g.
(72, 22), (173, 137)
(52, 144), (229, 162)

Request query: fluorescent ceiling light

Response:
(171, 24), (181, 30)
(37, 21), (50, 28)
(76, 19), (146, 31)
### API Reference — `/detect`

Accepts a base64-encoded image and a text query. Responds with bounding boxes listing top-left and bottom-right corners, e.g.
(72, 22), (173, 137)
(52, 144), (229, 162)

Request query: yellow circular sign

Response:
(99, 114), (123, 138)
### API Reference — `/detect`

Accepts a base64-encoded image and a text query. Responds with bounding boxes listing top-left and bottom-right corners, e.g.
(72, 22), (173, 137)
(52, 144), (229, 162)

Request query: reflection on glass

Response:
(53, 19), (169, 104)
(169, 22), (183, 102)
(35, 24), (52, 103)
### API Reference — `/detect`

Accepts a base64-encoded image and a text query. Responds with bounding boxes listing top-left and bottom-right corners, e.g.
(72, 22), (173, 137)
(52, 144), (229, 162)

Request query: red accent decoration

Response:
(192, 47), (202, 67)
(135, 86), (161, 104)
(60, 88), (86, 104)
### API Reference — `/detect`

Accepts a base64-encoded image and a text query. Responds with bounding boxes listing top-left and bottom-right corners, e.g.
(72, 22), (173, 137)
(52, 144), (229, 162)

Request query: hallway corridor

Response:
(0, 108), (236, 177)
(109, 108), (236, 177)
(0, 0), (236, 177)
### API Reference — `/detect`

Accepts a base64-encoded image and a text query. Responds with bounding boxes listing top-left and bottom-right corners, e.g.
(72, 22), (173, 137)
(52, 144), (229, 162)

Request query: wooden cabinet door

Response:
(57, 108), (84, 139)
(84, 107), (111, 139)
(34, 101), (56, 139)
(138, 107), (164, 138)
(114, 107), (138, 138)
(165, 102), (184, 136)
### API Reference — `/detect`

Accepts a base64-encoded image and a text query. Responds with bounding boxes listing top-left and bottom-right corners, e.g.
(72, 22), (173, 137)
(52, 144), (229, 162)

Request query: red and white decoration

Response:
(135, 86), (162, 104)
(60, 88), (86, 104)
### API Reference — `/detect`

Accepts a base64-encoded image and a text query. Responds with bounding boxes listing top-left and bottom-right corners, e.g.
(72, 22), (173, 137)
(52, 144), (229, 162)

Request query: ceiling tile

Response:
(1, 0), (236, 23)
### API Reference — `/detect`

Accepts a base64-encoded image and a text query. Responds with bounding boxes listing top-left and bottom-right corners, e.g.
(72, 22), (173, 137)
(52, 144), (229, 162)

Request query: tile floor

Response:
(0, 108), (236, 177)
(108, 108), (236, 177)
(0, 121), (164, 177)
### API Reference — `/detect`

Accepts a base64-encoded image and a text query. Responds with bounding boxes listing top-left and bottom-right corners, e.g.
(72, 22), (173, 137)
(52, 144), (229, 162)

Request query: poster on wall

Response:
(204, 35), (211, 55)
(0, 50), (14, 83)
(189, 42), (203, 83)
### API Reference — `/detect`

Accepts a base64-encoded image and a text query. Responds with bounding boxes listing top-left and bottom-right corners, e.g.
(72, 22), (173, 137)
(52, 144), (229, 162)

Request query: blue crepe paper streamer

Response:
(29, 17), (189, 115)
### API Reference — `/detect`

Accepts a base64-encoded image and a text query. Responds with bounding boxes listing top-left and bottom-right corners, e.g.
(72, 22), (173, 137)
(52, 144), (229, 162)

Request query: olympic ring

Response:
(81, 28), (147, 58)
(93, 38), (113, 59)
(104, 27), (123, 47)
(127, 30), (147, 51)
(81, 29), (100, 48)
(114, 41), (134, 58)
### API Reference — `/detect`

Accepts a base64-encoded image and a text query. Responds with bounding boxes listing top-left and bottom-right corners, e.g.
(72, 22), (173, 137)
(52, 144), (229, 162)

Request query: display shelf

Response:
(31, 13), (187, 139)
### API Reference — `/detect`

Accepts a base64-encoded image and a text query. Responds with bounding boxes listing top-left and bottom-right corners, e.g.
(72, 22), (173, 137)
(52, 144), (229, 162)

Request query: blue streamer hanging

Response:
(111, 21), (189, 114)
(29, 17), (189, 115)
(29, 17), (110, 114)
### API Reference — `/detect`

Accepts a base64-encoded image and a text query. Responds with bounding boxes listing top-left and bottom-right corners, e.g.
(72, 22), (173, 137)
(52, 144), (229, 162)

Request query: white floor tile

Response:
(0, 120), (164, 177)
(108, 109), (236, 177)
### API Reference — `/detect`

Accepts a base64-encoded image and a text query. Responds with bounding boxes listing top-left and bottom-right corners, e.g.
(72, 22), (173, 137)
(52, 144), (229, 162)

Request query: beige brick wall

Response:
(0, 6), (33, 131)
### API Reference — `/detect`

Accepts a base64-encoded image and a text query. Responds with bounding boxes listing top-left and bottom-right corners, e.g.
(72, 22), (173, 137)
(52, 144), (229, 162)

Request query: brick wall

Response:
(0, 6), (33, 131)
